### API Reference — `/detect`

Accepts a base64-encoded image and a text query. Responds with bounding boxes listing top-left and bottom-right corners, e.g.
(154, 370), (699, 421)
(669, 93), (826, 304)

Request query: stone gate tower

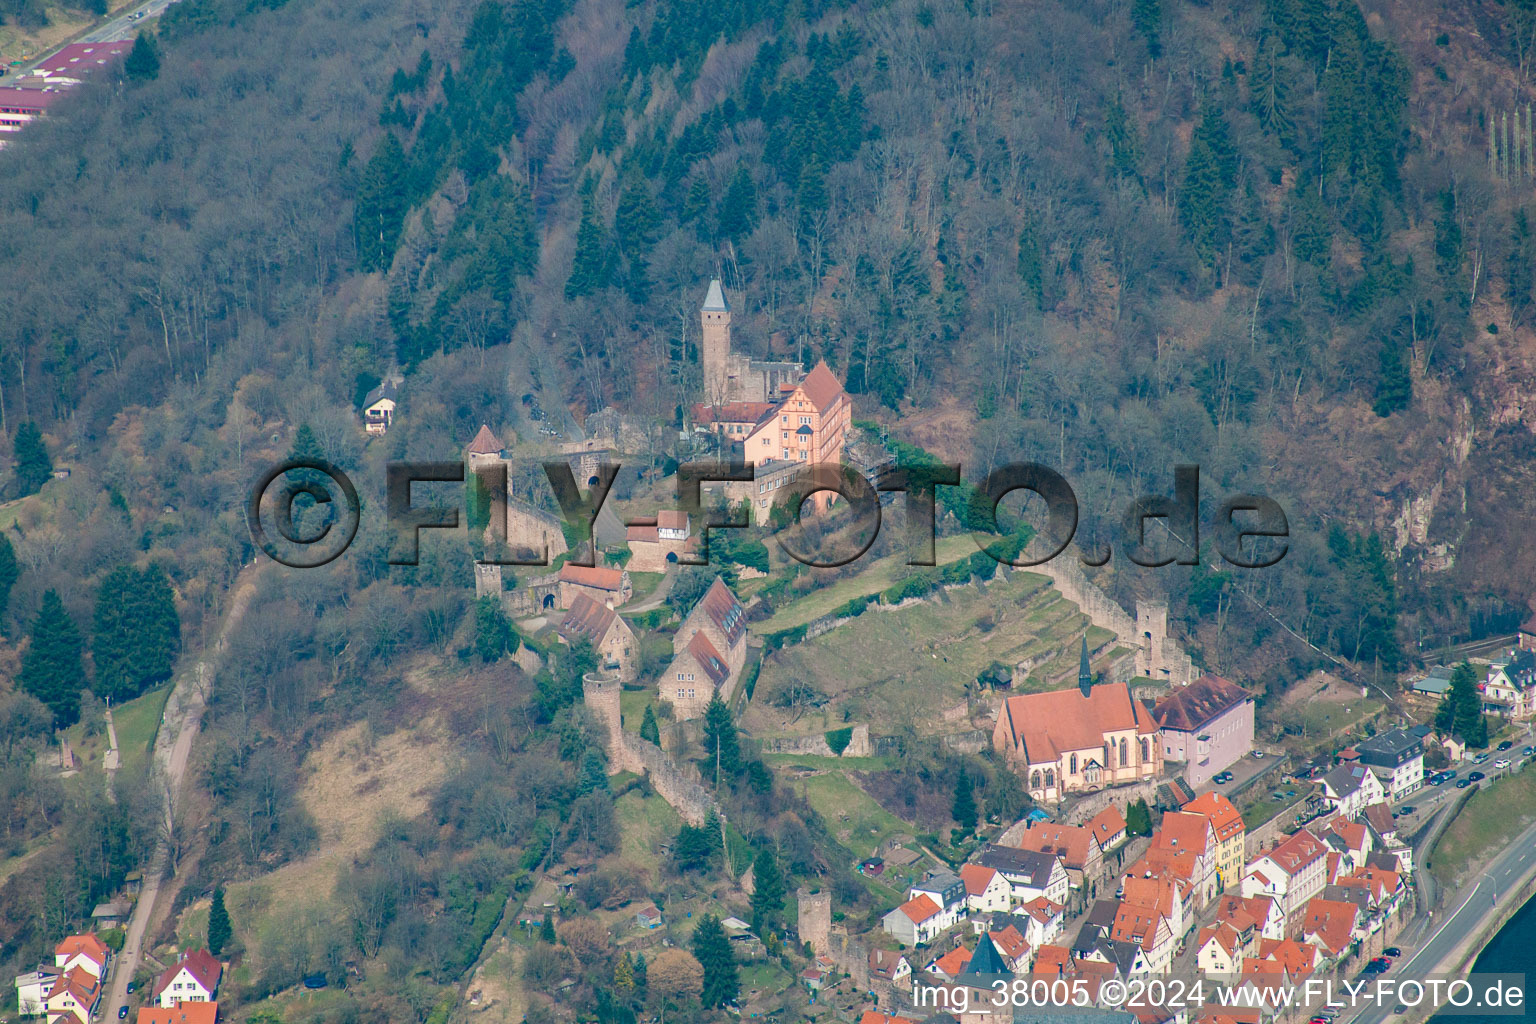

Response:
(797, 888), (832, 956)
(701, 278), (731, 402)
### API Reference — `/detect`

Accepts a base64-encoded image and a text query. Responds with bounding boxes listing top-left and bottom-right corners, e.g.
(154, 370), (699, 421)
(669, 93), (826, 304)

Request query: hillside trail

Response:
(103, 562), (263, 1017)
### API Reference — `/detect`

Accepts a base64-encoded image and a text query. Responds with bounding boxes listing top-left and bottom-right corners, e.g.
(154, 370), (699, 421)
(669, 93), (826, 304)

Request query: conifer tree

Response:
(681, 176), (711, 227)
(540, 910), (556, 943)
(749, 848), (785, 934)
(1372, 343), (1412, 417)
(952, 767), (977, 831)
(124, 32), (160, 81)
(717, 167), (758, 240)
(207, 886), (232, 955)
(1178, 106), (1237, 270)
(1018, 216), (1045, 311)
(1439, 662), (1488, 746)
(566, 196), (614, 299)
(692, 914), (739, 1008)
(20, 590), (85, 728)
(633, 952), (648, 1001)
(640, 704), (661, 745)
(615, 951), (636, 995)
(614, 173), (662, 255)
(701, 693), (740, 783)
(354, 133), (409, 272)
(12, 422), (52, 497)
(1131, 0), (1162, 59)
(0, 532), (19, 622)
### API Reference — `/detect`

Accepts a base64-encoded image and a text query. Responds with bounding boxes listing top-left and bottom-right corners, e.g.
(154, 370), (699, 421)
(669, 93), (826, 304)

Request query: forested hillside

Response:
(2, 0), (1536, 1015)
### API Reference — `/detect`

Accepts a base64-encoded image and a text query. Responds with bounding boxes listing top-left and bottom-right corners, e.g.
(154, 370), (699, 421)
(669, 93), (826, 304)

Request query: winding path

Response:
(102, 567), (261, 1019)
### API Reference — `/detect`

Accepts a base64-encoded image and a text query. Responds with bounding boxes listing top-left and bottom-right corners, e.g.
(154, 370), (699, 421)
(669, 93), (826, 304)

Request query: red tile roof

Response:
(959, 863), (1001, 897)
(932, 946), (970, 977)
(989, 925), (1030, 964)
(858, 1014), (917, 1024)
(54, 934), (109, 965)
(692, 401), (777, 425)
(695, 577), (745, 646)
(897, 894), (941, 925)
(558, 563), (624, 591)
(34, 41), (130, 78)
(137, 1004), (219, 1024)
(1151, 674), (1252, 732)
(467, 423), (503, 454)
(1182, 792), (1245, 842)
(151, 949), (222, 1002)
(798, 360), (846, 413)
(559, 593), (620, 642)
(686, 631), (731, 686)
(1154, 811), (1214, 857)
(1089, 805), (1129, 845)
(1018, 822), (1099, 869)
(1266, 828), (1327, 875)
(996, 682), (1158, 763)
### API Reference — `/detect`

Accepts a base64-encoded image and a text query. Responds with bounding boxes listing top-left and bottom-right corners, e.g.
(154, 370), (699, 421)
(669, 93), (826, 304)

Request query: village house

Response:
(1325, 817), (1374, 873)
(1182, 792), (1246, 892)
(1411, 665), (1453, 700)
(1089, 805), (1130, 853)
(555, 563), (632, 610)
(1151, 675), (1255, 787)
(151, 950), (222, 1009)
(557, 594), (638, 681)
(1299, 897), (1360, 963)
(1110, 901), (1177, 975)
(1319, 762), (1386, 820)
(1149, 811), (1219, 906)
(1195, 921), (1246, 976)
(1017, 821), (1105, 890)
(1482, 651), (1536, 718)
(659, 576), (748, 720)
(362, 380), (398, 435)
(993, 641), (1162, 802)
(974, 844), (1071, 906)
(1019, 897), (1067, 948)
(15, 968), (58, 1016)
(1216, 893), (1285, 942)
(625, 510), (699, 572)
(867, 949), (912, 992)
(959, 864), (1013, 914)
(883, 894), (948, 946)
(138, 1004), (220, 1024)
(45, 967), (100, 1024)
(1121, 873), (1190, 944)
(1353, 727), (1425, 801)
(1238, 938), (1318, 997)
(1241, 829), (1329, 926)
(53, 935), (109, 981)
(740, 361), (852, 485)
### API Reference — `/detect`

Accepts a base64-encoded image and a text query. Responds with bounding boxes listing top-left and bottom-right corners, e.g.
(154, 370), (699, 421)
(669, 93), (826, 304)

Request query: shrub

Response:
(825, 727), (854, 756)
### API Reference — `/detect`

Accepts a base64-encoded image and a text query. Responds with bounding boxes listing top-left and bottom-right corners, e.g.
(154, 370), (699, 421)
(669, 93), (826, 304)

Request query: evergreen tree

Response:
(124, 32), (160, 81)
(1177, 106), (1237, 271)
(1443, 662), (1488, 746)
(579, 748), (610, 795)
(640, 704), (661, 745)
(288, 423), (325, 464)
(633, 952), (647, 1001)
(474, 596), (514, 661)
(681, 175), (711, 227)
(749, 848), (785, 934)
(951, 767), (977, 831)
(566, 196), (614, 299)
(540, 910), (556, 943)
(20, 590), (85, 728)
(1126, 799), (1153, 837)
(0, 532), (19, 622)
(692, 914), (739, 1008)
(701, 692), (741, 782)
(1018, 215), (1045, 311)
(717, 167), (758, 240)
(1508, 207), (1536, 327)
(614, 173), (662, 255)
(12, 421), (52, 497)
(1131, 0), (1162, 59)
(1372, 342), (1412, 417)
(354, 133), (410, 272)
(673, 823), (718, 872)
(207, 886), (232, 955)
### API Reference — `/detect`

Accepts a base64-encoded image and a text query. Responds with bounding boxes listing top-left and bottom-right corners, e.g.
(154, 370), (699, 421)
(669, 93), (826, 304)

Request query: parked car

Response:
(1475, 753), (1490, 764)
(1469, 771), (1486, 781)
(1398, 806), (1415, 815)
(119, 1008), (129, 1020)
(1523, 746), (1535, 756)
(1383, 947), (1402, 957)
(1496, 758), (1511, 769)
(1499, 740), (1514, 751)
(1457, 779), (1473, 788)
(1252, 750), (1266, 758)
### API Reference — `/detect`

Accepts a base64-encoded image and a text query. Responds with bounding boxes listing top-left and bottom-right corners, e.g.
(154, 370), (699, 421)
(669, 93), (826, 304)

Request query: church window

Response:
(1045, 769), (1055, 788)
(1031, 770), (1042, 789)
(1141, 737), (1150, 762)
(1120, 737), (1129, 764)
(1070, 754), (1078, 775)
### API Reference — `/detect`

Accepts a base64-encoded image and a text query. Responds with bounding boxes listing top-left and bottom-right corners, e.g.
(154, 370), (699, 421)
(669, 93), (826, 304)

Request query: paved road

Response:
(102, 570), (259, 1020)
(1348, 789), (1536, 1024)
(76, 0), (178, 43)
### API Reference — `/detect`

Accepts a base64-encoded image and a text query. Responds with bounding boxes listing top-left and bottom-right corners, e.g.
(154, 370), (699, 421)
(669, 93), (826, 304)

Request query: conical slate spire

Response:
(1078, 635), (1093, 697)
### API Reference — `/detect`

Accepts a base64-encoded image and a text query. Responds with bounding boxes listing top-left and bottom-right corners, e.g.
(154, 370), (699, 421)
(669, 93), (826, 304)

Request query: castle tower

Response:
(582, 673), (625, 772)
(474, 562), (503, 600)
(796, 888), (832, 956)
(701, 279), (731, 402)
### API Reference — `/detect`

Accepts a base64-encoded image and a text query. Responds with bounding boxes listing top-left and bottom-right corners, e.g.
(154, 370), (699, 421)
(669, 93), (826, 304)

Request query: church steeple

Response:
(1078, 635), (1093, 697)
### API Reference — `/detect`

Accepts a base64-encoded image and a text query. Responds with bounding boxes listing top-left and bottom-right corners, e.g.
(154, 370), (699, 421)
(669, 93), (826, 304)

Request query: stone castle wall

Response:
(583, 674), (719, 826)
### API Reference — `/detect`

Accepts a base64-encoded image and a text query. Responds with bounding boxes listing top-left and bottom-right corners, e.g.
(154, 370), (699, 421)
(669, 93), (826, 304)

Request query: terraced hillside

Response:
(742, 569), (1121, 741)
